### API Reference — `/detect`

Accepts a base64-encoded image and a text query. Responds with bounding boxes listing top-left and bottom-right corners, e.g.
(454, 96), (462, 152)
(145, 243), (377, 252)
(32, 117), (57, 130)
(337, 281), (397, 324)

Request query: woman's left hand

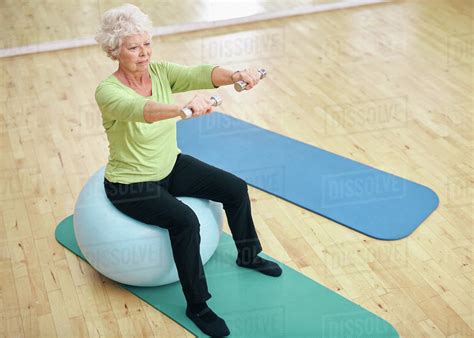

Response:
(233, 69), (261, 90)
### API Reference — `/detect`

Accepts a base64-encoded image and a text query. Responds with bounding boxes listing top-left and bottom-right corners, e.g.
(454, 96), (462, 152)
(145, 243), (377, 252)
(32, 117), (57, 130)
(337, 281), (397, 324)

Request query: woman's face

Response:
(117, 32), (152, 72)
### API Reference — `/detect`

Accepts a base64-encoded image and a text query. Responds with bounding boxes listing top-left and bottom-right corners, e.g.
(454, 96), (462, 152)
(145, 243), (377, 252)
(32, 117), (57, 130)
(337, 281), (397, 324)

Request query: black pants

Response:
(103, 153), (262, 303)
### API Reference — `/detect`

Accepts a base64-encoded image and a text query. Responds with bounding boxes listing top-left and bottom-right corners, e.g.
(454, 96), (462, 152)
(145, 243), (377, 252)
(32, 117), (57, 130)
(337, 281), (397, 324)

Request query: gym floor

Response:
(0, 0), (472, 337)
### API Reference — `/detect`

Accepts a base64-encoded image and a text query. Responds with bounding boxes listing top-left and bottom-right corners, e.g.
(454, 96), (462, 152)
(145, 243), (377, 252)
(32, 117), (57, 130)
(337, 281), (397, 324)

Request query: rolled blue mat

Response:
(177, 112), (439, 240)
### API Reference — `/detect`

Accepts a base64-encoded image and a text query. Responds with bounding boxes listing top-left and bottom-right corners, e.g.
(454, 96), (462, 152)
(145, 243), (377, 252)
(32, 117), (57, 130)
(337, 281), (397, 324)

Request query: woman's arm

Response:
(162, 62), (261, 92)
(143, 95), (215, 123)
(142, 66), (264, 123)
(210, 66), (239, 87)
(211, 67), (261, 90)
(143, 101), (184, 123)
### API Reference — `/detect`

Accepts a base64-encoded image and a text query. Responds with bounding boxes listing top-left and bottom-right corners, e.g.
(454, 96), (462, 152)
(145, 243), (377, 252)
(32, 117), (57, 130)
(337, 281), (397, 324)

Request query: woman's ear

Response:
(109, 49), (118, 61)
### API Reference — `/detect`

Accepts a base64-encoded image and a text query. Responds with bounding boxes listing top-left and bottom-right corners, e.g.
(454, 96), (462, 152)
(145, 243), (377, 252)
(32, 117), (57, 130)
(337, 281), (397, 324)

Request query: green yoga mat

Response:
(56, 215), (398, 337)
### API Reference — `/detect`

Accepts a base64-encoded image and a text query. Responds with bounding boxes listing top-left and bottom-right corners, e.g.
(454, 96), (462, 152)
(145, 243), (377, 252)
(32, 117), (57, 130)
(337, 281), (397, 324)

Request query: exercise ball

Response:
(73, 166), (224, 287)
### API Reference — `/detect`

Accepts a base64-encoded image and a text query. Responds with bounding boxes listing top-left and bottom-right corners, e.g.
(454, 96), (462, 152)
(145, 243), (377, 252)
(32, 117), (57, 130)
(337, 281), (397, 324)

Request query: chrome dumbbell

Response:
(234, 69), (267, 92)
(180, 95), (222, 119)
(210, 95), (223, 106)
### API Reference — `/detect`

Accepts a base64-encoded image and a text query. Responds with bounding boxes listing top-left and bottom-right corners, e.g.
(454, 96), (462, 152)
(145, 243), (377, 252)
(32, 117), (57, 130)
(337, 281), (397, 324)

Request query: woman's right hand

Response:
(183, 94), (214, 118)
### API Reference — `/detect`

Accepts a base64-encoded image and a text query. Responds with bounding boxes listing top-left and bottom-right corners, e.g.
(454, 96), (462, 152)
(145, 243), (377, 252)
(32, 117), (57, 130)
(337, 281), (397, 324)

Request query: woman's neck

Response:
(115, 65), (149, 86)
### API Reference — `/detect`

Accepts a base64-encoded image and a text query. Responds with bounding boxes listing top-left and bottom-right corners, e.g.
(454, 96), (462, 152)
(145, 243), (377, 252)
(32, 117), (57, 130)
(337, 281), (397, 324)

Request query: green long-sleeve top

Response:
(95, 61), (216, 184)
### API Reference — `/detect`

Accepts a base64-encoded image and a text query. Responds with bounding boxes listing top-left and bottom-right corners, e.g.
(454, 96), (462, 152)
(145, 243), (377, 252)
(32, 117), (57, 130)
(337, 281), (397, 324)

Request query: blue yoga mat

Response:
(56, 215), (398, 337)
(177, 112), (439, 240)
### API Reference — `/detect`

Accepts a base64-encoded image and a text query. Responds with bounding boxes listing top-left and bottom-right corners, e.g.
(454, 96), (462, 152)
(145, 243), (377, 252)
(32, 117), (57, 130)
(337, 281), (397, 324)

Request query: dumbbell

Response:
(234, 69), (267, 92)
(180, 95), (222, 119)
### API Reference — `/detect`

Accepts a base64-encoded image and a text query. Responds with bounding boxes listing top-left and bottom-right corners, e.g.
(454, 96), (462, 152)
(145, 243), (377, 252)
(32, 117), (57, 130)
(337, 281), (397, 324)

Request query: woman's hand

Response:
(232, 69), (261, 90)
(183, 94), (214, 118)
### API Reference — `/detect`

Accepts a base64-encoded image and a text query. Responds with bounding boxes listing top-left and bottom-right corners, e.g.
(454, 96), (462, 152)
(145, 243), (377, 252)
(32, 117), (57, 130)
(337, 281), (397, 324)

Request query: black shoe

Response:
(236, 255), (283, 277)
(186, 306), (230, 337)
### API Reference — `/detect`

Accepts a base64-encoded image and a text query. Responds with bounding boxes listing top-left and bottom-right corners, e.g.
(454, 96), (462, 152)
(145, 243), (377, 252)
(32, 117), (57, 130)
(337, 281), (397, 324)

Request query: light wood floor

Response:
(0, 0), (340, 49)
(1, 0), (473, 337)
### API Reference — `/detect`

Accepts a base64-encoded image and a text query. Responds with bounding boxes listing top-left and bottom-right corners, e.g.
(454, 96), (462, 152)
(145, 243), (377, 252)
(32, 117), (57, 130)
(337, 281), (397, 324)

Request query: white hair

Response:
(95, 4), (153, 60)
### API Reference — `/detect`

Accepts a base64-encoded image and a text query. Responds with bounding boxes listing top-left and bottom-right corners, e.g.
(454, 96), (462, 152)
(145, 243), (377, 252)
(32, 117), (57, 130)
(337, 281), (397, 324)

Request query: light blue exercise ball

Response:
(73, 166), (224, 287)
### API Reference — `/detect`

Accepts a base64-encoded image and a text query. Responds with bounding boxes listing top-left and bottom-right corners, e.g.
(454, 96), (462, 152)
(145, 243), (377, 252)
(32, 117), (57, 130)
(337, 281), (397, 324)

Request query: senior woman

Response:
(95, 4), (282, 337)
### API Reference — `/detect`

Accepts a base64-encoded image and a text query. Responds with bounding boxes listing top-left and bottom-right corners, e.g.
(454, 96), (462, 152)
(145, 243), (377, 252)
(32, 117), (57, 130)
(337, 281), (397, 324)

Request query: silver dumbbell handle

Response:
(234, 69), (267, 92)
(181, 95), (222, 119)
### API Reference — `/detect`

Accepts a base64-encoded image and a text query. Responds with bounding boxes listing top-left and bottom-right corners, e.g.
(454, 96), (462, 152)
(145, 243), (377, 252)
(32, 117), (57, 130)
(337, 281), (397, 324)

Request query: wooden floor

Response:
(0, 0), (340, 49)
(1, 0), (473, 337)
